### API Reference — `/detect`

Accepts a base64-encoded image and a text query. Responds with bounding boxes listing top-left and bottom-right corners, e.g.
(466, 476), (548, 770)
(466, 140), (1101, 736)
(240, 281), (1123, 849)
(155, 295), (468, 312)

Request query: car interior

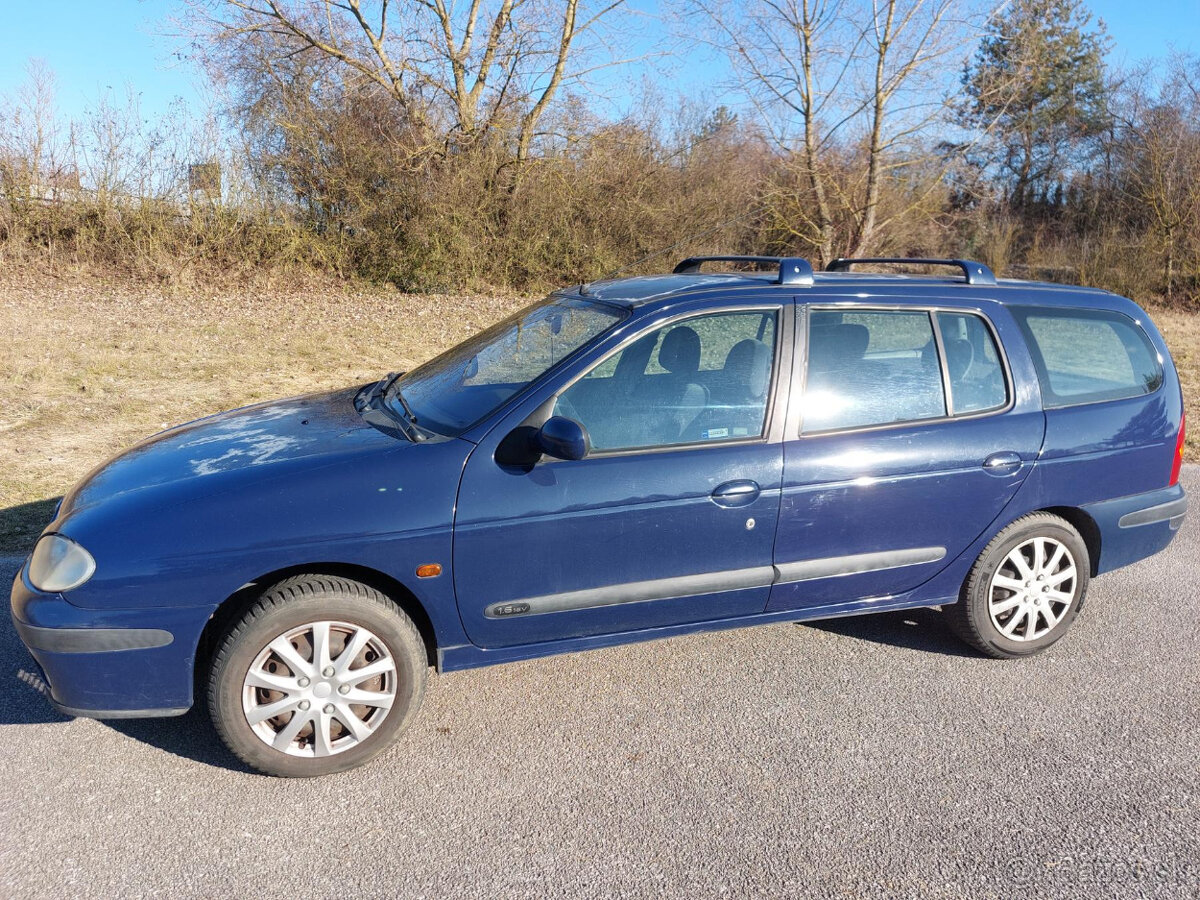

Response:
(803, 310), (1007, 432)
(556, 313), (777, 451)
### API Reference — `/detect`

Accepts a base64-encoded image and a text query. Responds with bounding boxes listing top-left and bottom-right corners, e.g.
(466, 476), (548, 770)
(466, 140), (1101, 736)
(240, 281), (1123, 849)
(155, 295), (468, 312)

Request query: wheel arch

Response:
(1039, 505), (1102, 576)
(195, 563), (440, 677)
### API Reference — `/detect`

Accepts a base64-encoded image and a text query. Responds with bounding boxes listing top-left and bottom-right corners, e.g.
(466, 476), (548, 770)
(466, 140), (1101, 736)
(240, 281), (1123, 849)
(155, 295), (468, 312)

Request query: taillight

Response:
(1170, 411), (1186, 486)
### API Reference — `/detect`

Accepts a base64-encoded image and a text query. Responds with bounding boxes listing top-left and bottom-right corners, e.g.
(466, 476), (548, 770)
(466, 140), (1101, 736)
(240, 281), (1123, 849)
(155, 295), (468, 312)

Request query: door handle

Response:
(711, 480), (761, 507)
(982, 451), (1022, 474)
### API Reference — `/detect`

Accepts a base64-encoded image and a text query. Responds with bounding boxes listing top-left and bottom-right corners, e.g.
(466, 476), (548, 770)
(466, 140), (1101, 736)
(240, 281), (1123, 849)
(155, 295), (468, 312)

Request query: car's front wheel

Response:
(208, 575), (428, 777)
(948, 513), (1090, 659)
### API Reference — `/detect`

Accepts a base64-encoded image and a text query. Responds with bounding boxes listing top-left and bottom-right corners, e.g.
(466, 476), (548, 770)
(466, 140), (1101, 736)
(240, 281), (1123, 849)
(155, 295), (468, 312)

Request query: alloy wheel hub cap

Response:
(241, 620), (398, 758)
(986, 537), (1078, 642)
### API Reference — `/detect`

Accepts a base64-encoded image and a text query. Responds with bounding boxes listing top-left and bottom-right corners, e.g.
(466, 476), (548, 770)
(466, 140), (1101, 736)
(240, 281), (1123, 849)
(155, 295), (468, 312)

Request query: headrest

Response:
(809, 322), (869, 368)
(943, 337), (974, 380)
(724, 339), (772, 399)
(659, 326), (701, 374)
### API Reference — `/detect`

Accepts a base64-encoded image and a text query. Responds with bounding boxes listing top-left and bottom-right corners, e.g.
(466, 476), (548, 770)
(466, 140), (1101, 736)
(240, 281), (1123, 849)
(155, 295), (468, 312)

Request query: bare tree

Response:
(685, 0), (987, 265)
(191, 0), (631, 163)
(0, 59), (71, 203)
(1110, 56), (1200, 298)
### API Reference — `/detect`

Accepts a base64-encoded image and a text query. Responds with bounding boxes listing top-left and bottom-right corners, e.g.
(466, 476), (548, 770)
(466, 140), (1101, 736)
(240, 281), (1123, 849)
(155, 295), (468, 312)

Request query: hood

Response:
(47, 386), (477, 612)
(61, 386), (399, 514)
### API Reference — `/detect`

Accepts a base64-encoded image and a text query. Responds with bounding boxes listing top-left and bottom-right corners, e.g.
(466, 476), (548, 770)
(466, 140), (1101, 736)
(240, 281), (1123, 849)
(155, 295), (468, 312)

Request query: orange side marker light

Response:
(416, 563), (443, 578)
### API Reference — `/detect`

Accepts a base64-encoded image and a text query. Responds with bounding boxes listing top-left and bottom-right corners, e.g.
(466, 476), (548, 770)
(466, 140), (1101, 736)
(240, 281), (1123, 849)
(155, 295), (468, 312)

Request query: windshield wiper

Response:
(393, 387), (418, 423)
(376, 370), (403, 401)
(383, 376), (418, 423)
(357, 372), (425, 442)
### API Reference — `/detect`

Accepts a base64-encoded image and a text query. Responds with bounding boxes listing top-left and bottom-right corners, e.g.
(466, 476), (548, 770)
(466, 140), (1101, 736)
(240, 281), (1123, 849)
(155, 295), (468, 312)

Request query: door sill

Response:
(437, 591), (954, 672)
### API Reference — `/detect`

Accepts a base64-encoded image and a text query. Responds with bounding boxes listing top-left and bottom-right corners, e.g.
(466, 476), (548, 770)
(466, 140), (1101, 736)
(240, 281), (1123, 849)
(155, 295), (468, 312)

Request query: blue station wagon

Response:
(11, 256), (1188, 776)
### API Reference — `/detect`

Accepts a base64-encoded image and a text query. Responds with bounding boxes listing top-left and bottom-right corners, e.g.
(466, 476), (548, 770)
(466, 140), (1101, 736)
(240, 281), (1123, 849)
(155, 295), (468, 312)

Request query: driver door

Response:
(453, 304), (792, 649)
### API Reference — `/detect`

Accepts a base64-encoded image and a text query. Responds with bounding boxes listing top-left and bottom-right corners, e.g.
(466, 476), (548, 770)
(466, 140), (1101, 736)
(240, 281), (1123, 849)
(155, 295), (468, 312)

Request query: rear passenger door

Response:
(768, 303), (1045, 612)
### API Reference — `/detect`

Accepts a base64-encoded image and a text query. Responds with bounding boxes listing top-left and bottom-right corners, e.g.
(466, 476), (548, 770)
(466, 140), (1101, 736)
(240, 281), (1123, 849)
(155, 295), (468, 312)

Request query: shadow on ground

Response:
(805, 606), (978, 658)
(105, 708), (249, 773)
(0, 496), (61, 554)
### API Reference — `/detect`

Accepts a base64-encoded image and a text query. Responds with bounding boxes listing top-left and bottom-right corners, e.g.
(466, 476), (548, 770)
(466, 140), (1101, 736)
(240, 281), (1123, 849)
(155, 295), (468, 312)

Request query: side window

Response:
(1014, 308), (1163, 407)
(802, 309), (946, 432)
(935, 312), (1008, 414)
(555, 310), (778, 452)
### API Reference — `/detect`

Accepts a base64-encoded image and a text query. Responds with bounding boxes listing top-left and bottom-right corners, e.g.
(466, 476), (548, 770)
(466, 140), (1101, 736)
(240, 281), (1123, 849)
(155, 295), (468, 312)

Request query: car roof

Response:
(576, 270), (1120, 309)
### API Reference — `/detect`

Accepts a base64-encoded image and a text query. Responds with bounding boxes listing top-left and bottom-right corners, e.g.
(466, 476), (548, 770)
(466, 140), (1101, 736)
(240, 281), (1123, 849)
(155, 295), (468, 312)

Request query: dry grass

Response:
(0, 273), (530, 551)
(1, 275), (1196, 553)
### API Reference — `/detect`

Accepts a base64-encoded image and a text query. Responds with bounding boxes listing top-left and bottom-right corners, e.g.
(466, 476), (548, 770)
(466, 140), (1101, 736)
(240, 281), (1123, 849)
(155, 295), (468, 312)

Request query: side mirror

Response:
(536, 416), (590, 461)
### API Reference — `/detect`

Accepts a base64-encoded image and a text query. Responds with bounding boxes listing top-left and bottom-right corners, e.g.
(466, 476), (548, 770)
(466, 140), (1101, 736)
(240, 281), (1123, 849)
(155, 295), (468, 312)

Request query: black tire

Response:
(947, 513), (1090, 659)
(208, 575), (427, 777)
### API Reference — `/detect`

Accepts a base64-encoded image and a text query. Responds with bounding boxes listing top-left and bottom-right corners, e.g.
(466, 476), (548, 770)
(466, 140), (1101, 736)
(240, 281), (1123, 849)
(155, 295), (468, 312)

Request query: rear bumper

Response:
(1116, 493), (1188, 529)
(10, 562), (210, 718)
(1083, 483), (1187, 574)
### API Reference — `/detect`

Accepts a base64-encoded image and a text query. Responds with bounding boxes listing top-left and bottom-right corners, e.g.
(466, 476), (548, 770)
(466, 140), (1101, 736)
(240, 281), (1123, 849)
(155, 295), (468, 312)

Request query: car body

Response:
(11, 256), (1187, 775)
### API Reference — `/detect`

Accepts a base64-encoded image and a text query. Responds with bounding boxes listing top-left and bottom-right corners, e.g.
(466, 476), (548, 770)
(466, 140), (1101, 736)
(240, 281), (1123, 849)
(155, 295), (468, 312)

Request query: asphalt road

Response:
(2, 470), (1198, 899)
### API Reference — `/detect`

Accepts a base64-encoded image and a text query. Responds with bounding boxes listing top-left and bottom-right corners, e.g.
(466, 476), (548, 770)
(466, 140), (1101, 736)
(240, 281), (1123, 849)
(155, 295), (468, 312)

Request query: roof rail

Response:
(673, 255), (814, 286)
(826, 257), (996, 286)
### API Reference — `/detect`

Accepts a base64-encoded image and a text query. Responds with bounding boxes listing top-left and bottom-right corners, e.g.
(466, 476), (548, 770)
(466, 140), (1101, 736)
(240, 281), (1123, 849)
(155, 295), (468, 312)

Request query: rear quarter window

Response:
(1013, 307), (1163, 408)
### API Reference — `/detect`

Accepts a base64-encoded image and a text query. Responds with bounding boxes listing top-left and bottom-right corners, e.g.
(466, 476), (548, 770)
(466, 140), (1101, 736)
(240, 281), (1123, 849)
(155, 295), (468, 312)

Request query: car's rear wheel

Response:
(948, 513), (1090, 658)
(208, 575), (427, 777)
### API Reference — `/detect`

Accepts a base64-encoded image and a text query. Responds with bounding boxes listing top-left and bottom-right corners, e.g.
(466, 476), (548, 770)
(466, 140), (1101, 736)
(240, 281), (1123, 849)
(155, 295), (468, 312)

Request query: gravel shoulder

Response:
(1, 471), (1197, 899)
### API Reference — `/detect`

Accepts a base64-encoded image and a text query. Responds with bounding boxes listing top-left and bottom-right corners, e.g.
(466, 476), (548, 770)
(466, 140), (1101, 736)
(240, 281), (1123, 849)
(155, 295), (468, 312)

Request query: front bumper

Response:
(10, 563), (212, 718)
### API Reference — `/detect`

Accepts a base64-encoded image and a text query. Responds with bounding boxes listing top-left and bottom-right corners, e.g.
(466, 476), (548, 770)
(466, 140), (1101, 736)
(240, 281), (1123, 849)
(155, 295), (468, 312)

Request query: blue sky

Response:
(0, 1), (197, 120)
(0, 0), (1196, 124)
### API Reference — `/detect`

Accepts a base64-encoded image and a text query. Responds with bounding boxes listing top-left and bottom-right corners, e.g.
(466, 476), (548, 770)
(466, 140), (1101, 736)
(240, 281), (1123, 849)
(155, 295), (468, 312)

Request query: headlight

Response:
(28, 534), (96, 593)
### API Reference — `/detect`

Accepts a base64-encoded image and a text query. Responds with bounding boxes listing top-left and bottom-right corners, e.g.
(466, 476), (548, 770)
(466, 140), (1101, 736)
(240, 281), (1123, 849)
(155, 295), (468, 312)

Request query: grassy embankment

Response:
(0, 274), (527, 552)
(1, 274), (1196, 553)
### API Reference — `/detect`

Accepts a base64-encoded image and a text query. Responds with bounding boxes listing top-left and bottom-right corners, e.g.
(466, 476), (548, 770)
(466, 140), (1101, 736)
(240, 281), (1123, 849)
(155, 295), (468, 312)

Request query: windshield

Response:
(391, 295), (626, 436)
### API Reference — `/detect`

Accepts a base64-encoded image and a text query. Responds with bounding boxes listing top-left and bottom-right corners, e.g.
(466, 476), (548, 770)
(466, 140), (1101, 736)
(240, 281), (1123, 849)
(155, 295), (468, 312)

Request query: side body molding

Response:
(485, 567), (776, 618)
(773, 547), (946, 584)
(482, 547), (944, 619)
